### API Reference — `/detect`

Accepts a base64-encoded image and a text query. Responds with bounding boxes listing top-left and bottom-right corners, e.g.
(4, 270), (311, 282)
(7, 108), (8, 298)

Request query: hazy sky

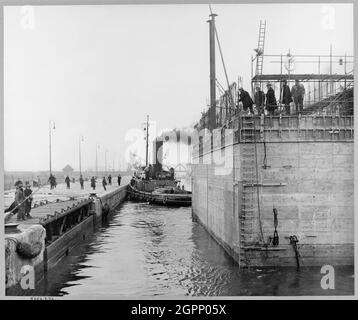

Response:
(4, 3), (353, 171)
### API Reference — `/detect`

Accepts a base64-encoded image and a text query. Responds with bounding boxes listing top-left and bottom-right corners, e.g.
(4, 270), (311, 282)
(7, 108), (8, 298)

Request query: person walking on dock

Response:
(91, 176), (96, 190)
(117, 173), (122, 186)
(254, 86), (265, 116)
(24, 182), (33, 219)
(265, 83), (277, 116)
(108, 174), (112, 185)
(79, 174), (84, 190)
(102, 176), (107, 191)
(65, 176), (71, 189)
(238, 88), (254, 114)
(280, 80), (293, 115)
(291, 79), (305, 114)
(14, 181), (26, 221)
(48, 174), (55, 189)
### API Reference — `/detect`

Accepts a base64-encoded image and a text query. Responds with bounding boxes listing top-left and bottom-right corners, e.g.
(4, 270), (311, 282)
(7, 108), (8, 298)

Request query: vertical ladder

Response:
(254, 20), (266, 89)
(239, 115), (257, 266)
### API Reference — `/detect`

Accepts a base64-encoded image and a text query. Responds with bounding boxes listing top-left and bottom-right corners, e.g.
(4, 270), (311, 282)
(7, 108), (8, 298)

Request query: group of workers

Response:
(6, 180), (34, 221)
(238, 79), (306, 116)
(90, 174), (122, 191)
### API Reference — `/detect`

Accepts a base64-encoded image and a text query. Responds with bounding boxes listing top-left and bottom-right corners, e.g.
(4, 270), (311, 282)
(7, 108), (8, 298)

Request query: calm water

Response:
(33, 202), (354, 297)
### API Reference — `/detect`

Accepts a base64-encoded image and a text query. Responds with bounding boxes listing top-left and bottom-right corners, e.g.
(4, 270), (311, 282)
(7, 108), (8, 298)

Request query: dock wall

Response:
(191, 115), (354, 267)
(5, 185), (127, 295)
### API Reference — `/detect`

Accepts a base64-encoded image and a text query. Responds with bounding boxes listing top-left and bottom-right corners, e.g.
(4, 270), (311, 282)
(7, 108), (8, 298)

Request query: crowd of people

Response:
(238, 79), (306, 116)
(5, 173), (124, 221)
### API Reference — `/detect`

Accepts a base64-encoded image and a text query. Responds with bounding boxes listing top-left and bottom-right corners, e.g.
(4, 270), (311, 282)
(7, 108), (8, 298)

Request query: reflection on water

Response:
(34, 202), (354, 297)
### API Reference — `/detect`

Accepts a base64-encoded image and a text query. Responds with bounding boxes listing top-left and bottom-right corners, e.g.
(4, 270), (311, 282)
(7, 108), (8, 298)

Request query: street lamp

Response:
(105, 149), (108, 173)
(49, 120), (56, 176)
(96, 144), (100, 177)
(79, 135), (84, 176)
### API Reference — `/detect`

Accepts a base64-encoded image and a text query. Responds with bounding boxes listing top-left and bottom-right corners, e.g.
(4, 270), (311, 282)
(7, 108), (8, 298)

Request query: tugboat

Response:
(127, 116), (192, 207)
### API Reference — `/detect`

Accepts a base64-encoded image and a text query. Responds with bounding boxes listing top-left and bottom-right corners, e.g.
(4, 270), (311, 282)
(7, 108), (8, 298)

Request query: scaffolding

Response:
(251, 51), (354, 115)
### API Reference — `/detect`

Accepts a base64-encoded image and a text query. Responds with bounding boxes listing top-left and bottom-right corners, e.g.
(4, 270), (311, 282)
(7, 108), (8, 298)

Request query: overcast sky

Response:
(4, 3), (353, 172)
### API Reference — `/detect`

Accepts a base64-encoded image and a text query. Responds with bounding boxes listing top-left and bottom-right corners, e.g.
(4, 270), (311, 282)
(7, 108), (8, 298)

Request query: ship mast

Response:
(145, 115), (149, 166)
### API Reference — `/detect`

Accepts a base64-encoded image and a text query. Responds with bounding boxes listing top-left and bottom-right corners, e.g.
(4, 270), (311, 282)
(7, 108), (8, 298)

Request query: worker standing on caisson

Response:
(265, 83), (277, 116)
(280, 80), (293, 115)
(117, 173), (122, 186)
(254, 86), (265, 116)
(108, 174), (112, 185)
(65, 175), (71, 189)
(291, 79), (305, 114)
(238, 87), (254, 114)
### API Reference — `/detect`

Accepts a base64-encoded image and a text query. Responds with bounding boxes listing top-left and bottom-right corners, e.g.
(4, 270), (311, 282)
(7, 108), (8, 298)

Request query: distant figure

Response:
(24, 182), (33, 219)
(79, 174), (84, 190)
(281, 80), (293, 115)
(182, 185), (185, 191)
(238, 88), (254, 114)
(265, 83), (277, 116)
(291, 79), (305, 114)
(108, 174), (112, 185)
(117, 174), (122, 186)
(102, 203), (110, 223)
(14, 181), (26, 221)
(72, 177), (75, 183)
(48, 174), (56, 190)
(91, 176), (96, 190)
(102, 176), (107, 191)
(254, 86), (265, 116)
(65, 176), (71, 189)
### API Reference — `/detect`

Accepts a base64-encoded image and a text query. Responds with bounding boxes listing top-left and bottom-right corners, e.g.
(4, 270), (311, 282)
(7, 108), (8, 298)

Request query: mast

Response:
(145, 115), (149, 166)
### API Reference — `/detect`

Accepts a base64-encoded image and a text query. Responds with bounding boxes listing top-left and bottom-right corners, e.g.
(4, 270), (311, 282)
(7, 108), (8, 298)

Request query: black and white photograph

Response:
(2, 1), (355, 299)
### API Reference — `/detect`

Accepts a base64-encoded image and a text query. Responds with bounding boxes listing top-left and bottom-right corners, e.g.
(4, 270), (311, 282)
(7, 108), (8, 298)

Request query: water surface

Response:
(33, 202), (354, 297)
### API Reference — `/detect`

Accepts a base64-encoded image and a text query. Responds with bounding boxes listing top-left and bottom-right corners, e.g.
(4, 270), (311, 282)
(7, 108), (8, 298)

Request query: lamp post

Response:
(96, 144), (100, 177)
(105, 149), (108, 173)
(79, 135), (84, 176)
(49, 120), (56, 176)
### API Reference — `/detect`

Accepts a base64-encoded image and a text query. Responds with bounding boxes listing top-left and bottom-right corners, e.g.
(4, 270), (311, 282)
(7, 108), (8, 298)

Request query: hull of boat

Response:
(127, 185), (191, 207)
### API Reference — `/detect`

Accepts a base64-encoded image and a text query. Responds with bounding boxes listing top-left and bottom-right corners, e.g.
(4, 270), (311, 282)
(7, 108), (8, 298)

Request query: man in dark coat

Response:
(102, 176), (107, 191)
(265, 83), (277, 116)
(79, 175), (84, 190)
(65, 176), (71, 189)
(90, 176), (96, 190)
(15, 181), (26, 221)
(108, 174), (112, 185)
(48, 174), (55, 189)
(254, 86), (265, 116)
(24, 182), (33, 219)
(117, 174), (122, 186)
(238, 88), (254, 114)
(280, 80), (293, 115)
